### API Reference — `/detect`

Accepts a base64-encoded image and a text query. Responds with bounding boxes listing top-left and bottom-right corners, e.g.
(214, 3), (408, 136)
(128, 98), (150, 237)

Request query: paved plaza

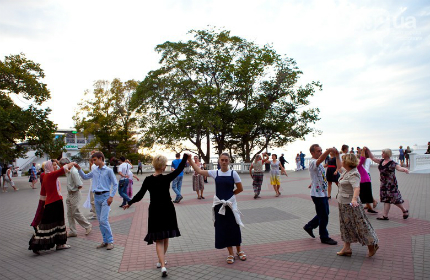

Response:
(0, 166), (429, 280)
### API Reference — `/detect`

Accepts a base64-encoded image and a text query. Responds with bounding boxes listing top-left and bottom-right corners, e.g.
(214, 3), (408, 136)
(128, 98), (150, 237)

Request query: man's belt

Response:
(94, 191), (109, 195)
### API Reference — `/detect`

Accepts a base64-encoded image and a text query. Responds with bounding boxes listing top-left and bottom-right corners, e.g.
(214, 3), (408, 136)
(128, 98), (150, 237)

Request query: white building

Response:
(14, 128), (93, 172)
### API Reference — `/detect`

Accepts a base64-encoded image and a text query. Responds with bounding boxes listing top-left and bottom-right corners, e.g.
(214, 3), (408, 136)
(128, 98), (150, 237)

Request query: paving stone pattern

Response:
(0, 166), (429, 279)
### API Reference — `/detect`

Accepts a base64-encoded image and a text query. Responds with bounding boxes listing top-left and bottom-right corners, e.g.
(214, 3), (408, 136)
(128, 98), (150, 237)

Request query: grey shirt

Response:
(66, 166), (84, 192)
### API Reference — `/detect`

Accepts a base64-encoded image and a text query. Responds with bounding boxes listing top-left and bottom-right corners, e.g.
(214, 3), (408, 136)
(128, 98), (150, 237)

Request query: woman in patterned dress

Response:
(365, 147), (410, 220)
(269, 154), (288, 197)
(249, 153), (269, 199)
(192, 155), (205, 199)
(335, 152), (379, 257)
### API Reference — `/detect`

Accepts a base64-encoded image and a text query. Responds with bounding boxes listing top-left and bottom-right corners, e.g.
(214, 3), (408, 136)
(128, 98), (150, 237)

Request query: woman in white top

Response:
(295, 153), (301, 171)
(249, 153), (269, 199)
(269, 154), (288, 197)
(188, 153), (246, 264)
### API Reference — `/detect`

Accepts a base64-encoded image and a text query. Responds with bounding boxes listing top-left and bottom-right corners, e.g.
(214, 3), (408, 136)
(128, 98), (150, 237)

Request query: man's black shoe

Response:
(321, 238), (338, 245)
(177, 196), (183, 203)
(303, 226), (315, 238)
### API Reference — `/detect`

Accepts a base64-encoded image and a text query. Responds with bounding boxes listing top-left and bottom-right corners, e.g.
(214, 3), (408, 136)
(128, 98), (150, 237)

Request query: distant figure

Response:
(279, 154), (288, 168)
(350, 147), (355, 154)
(171, 153), (184, 203)
(398, 146), (405, 167)
(269, 154), (288, 197)
(299, 151), (306, 170)
(137, 160), (143, 175)
(249, 153), (269, 199)
(295, 154), (301, 171)
(405, 146), (412, 167)
(30, 163), (38, 189)
(425, 142), (430, 154)
(3, 165), (18, 192)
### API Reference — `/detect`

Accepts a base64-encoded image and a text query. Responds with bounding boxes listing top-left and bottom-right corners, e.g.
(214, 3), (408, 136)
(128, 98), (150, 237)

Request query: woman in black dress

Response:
(188, 153), (245, 264)
(325, 150), (339, 199)
(123, 153), (188, 278)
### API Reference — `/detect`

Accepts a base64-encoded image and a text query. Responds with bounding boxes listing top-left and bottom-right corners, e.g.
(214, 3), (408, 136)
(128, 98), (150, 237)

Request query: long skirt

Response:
(338, 200), (378, 246)
(127, 180), (133, 198)
(192, 175), (204, 191)
(214, 204), (241, 249)
(30, 200), (45, 229)
(28, 200), (67, 251)
(252, 172), (264, 194)
(359, 182), (374, 204)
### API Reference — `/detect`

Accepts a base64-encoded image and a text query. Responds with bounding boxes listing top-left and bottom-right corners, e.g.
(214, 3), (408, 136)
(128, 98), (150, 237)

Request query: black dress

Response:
(326, 157), (339, 183)
(128, 155), (187, 245)
(214, 170), (242, 249)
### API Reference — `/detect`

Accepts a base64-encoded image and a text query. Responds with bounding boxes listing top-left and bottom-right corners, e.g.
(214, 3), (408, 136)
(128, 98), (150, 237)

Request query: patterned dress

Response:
(378, 160), (404, 204)
(192, 163), (205, 191)
(252, 161), (264, 195)
(270, 160), (281, 185)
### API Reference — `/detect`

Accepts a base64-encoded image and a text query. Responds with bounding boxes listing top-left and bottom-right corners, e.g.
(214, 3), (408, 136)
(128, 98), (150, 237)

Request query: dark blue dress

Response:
(214, 170), (242, 249)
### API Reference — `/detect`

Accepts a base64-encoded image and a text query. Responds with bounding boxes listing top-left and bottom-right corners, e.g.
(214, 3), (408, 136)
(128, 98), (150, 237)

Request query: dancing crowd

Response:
(20, 142), (412, 278)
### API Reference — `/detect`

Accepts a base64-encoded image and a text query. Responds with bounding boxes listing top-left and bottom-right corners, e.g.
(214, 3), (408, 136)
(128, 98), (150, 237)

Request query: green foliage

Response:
(132, 28), (322, 162)
(0, 53), (58, 161)
(74, 79), (140, 159)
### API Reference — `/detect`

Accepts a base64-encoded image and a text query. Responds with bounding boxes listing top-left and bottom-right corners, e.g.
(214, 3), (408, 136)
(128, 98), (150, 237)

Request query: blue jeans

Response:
(305, 196), (330, 240)
(172, 176), (183, 201)
(118, 179), (131, 206)
(300, 160), (305, 169)
(94, 192), (114, 244)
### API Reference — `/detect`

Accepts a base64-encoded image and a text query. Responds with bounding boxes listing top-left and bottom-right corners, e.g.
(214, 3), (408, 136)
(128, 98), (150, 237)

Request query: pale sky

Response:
(1, 0), (429, 163)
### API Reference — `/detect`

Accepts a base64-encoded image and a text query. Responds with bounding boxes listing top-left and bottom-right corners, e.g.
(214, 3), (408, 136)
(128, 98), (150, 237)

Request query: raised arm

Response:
(317, 148), (333, 166)
(364, 147), (381, 164)
(262, 153), (270, 164)
(76, 163), (94, 180)
(188, 156), (209, 177)
(165, 154), (188, 182)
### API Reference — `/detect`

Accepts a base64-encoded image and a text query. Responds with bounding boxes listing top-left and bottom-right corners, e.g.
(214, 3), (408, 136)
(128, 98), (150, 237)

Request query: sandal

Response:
(226, 255), (235, 264)
(376, 216), (389, 220)
(56, 244), (71, 250)
(237, 251), (247, 261)
(403, 210), (409, 219)
(368, 244), (379, 257)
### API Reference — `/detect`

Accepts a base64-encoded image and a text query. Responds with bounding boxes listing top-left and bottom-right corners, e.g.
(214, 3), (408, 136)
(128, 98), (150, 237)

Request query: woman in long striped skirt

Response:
(249, 153), (269, 199)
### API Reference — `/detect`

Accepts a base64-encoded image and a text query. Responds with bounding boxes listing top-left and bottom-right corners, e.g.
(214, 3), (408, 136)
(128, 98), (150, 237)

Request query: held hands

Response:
(350, 200), (359, 207)
(73, 163), (81, 170)
(122, 204), (130, 210)
(404, 169), (410, 174)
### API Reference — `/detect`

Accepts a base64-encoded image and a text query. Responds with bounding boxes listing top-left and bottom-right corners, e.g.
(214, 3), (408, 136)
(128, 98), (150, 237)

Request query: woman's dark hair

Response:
(272, 154), (277, 159)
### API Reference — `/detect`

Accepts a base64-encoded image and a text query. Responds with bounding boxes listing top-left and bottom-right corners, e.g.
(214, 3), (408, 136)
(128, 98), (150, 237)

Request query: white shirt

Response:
(127, 170), (134, 180)
(308, 158), (328, 197)
(363, 158), (371, 173)
(118, 162), (131, 179)
(212, 195), (244, 227)
(208, 169), (241, 183)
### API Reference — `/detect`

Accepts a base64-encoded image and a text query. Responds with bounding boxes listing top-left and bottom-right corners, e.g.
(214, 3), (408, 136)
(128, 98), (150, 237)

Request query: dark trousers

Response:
(300, 160), (305, 169)
(137, 167), (142, 175)
(305, 196), (329, 240)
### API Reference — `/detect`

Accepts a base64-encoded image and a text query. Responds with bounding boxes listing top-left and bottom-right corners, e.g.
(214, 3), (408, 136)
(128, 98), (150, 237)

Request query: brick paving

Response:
(0, 166), (429, 279)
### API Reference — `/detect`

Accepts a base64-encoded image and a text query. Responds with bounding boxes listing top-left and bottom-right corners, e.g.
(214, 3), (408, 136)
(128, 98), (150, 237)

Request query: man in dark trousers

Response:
(279, 154), (288, 168)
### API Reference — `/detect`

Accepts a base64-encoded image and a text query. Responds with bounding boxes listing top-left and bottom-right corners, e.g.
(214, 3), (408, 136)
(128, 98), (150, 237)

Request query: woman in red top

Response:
(29, 160), (75, 255)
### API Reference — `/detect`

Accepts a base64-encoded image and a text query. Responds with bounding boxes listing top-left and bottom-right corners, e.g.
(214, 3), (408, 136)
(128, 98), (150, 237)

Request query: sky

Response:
(1, 0), (429, 164)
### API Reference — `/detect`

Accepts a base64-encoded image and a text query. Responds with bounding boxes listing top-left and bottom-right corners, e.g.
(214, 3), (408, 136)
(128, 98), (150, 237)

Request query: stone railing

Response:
(409, 153), (430, 173)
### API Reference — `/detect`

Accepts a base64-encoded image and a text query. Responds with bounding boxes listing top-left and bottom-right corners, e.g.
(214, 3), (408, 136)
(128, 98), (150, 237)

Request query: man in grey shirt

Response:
(59, 158), (92, 237)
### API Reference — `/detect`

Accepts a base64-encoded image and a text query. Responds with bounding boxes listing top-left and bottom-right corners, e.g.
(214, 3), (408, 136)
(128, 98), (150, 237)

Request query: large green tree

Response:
(133, 28), (322, 162)
(0, 53), (58, 161)
(74, 78), (140, 160)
